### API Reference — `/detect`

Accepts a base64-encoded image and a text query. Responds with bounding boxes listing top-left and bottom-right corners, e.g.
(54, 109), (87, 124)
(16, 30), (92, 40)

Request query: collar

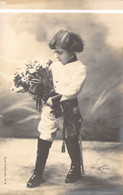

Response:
(66, 54), (78, 64)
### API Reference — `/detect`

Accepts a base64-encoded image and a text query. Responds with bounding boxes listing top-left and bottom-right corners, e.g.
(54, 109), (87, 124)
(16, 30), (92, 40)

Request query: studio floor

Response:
(0, 138), (123, 195)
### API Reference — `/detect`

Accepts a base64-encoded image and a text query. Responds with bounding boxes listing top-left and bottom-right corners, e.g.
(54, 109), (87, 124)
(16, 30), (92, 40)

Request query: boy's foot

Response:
(27, 173), (43, 188)
(65, 165), (81, 183)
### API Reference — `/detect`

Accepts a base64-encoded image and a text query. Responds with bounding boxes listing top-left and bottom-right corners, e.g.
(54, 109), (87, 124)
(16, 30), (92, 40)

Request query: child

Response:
(27, 29), (87, 188)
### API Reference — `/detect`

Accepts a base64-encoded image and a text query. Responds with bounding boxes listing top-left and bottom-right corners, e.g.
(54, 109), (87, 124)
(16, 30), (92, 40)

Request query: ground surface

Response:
(0, 139), (123, 195)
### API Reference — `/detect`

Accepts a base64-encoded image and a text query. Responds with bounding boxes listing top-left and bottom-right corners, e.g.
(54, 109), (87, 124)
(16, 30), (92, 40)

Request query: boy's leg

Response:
(27, 138), (52, 188)
(27, 105), (58, 188)
(65, 135), (82, 183)
(38, 105), (58, 140)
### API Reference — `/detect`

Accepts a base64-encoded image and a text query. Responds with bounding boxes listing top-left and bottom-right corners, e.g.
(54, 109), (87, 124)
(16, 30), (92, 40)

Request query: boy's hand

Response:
(46, 97), (53, 107)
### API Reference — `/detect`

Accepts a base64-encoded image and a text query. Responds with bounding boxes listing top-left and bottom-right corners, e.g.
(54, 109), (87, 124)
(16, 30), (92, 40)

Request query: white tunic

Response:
(51, 60), (86, 101)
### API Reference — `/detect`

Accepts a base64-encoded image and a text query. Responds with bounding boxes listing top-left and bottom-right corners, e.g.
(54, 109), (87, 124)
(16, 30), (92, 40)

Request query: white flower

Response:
(21, 77), (26, 82)
(35, 63), (41, 70)
(25, 75), (30, 82)
(42, 63), (49, 69)
(28, 68), (36, 74)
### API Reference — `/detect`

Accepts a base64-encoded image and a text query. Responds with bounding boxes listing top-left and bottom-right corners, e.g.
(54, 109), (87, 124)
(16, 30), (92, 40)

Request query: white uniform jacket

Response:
(51, 60), (86, 102)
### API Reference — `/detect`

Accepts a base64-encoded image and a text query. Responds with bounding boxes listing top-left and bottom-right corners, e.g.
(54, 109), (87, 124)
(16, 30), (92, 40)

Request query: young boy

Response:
(27, 29), (86, 188)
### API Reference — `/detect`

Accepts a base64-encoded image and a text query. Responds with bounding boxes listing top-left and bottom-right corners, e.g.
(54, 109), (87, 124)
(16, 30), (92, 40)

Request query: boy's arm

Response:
(61, 65), (86, 101)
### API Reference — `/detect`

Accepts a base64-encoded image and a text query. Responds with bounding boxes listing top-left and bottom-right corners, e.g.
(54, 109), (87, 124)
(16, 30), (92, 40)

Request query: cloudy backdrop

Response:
(0, 12), (123, 141)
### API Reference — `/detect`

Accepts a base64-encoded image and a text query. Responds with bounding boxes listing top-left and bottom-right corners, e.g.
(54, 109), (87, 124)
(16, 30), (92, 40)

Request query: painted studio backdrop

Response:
(0, 13), (123, 142)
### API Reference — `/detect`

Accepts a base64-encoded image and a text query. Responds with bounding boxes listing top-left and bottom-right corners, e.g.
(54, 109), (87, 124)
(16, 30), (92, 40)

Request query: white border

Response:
(0, 9), (123, 13)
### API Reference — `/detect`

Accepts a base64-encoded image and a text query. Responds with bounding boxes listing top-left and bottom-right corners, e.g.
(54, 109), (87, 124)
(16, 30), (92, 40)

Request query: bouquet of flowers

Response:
(12, 59), (54, 111)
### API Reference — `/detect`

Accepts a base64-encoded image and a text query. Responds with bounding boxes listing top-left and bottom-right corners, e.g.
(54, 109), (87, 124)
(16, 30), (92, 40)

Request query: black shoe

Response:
(65, 165), (81, 183)
(27, 173), (43, 188)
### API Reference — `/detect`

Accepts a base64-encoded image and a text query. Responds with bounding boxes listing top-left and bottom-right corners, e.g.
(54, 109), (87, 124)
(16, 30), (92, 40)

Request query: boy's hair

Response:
(49, 29), (84, 53)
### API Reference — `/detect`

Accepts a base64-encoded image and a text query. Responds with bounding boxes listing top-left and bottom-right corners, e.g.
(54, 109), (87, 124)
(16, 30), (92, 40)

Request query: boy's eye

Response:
(54, 51), (63, 55)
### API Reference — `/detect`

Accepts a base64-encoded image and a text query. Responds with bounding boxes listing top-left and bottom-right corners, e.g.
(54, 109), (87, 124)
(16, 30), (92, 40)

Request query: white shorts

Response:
(38, 105), (63, 141)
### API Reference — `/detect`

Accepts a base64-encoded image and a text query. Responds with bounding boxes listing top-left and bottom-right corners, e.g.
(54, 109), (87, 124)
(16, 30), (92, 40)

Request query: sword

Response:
(78, 121), (84, 175)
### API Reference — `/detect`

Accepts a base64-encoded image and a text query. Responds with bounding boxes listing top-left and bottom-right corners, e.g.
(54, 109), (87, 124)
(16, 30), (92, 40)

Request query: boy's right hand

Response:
(46, 97), (53, 107)
(50, 95), (62, 118)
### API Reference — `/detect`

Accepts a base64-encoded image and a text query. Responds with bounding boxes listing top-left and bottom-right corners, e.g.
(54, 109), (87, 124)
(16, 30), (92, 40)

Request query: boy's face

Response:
(54, 47), (73, 65)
